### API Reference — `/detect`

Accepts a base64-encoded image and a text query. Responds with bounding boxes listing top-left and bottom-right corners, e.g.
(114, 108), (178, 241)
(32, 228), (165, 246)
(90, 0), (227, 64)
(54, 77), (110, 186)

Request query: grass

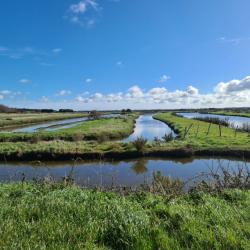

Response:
(0, 182), (249, 249)
(154, 112), (250, 150)
(0, 115), (137, 142)
(0, 112), (87, 128)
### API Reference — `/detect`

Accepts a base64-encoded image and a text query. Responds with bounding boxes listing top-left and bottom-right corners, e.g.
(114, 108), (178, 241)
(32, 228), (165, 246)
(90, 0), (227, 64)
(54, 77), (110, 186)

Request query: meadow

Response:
(0, 182), (249, 250)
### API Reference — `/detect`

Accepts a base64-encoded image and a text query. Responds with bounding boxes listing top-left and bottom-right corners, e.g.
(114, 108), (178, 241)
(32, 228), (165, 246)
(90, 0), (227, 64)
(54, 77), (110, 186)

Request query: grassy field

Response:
(0, 112), (87, 128)
(154, 112), (250, 150)
(0, 183), (249, 249)
(0, 115), (137, 142)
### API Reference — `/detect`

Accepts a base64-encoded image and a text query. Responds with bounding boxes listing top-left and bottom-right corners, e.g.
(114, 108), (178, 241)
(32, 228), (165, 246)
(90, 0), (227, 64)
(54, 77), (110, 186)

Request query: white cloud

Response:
(128, 85), (144, 98)
(19, 79), (30, 84)
(158, 75), (171, 83)
(68, 0), (100, 27)
(56, 90), (72, 97)
(186, 86), (199, 95)
(214, 76), (250, 94)
(85, 78), (93, 83)
(0, 94), (4, 100)
(52, 48), (62, 53)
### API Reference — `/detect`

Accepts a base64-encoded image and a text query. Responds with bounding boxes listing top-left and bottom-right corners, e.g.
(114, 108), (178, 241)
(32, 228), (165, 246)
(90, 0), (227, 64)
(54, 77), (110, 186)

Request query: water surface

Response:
(178, 112), (250, 128)
(124, 115), (175, 142)
(1, 157), (248, 187)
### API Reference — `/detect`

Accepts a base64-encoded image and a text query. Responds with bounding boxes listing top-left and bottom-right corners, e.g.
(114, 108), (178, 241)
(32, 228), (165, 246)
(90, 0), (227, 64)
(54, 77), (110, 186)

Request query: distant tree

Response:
(41, 109), (55, 113)
(88, 110), (101, 120)
(0, 104), (15, 113)
(121, 109), (132, 114)
(59, 109), (74, 113)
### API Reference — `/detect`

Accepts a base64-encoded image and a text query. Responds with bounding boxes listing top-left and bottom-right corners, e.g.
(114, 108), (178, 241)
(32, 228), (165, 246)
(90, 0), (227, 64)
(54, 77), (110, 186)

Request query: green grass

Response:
(0, 115), (137, 142)
(154, 112), (250, 150)
(0, 112), (87, 128)
(0, 183), (249, 249)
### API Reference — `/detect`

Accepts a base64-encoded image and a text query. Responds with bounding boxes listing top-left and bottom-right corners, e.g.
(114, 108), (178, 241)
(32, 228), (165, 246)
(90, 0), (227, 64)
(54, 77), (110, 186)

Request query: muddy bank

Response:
(0, 147), (249, 162)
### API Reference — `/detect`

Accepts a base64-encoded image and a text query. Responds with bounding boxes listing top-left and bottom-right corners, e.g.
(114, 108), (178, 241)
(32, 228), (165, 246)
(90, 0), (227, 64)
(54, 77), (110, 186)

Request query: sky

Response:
(0, 0), (250, 110)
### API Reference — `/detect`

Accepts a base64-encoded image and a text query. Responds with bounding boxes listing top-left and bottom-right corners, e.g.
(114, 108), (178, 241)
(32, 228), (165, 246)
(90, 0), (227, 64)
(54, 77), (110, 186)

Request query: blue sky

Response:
(1, 0), (250, 110)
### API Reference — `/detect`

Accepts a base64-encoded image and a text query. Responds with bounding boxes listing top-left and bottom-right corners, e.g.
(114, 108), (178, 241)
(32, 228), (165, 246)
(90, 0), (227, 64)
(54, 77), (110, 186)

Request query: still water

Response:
(123, 115), (175, 142)
(0, 157), (248, 187)
(178, 112), (250, 128)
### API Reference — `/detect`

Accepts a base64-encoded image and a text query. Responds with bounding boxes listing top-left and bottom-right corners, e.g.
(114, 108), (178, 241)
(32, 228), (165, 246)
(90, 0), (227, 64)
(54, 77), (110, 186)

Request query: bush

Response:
(162, 132), (174, 142)
(132, 137), (147, 152)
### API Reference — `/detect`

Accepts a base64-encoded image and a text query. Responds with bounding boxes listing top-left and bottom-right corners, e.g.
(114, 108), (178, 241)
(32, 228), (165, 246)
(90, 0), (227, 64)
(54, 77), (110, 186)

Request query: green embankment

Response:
(154, 112), (250, 150)
(0, 112), (88, 128)
(0, 116), (137, 142)
(0, 183), (249, 250)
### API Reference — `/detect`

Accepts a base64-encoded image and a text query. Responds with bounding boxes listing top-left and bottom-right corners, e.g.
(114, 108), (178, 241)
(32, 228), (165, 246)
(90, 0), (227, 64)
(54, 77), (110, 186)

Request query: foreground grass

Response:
(0, 183), (249, 249)
(154, 112), (250, 150)
(0, 112), (87, 128)
(0, 115), (137, 142)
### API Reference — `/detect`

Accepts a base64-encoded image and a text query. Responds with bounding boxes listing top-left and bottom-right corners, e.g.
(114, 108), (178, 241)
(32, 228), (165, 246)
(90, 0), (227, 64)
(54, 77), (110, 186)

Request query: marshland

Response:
(3, 0), (250, 247)
(0, 107), (250, 249)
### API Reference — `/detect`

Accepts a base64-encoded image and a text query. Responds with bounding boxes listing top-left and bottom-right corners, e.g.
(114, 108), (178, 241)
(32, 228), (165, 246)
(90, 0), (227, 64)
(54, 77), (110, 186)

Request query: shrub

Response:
(132, 137), (148, 152)
(162, 132), (174, 142)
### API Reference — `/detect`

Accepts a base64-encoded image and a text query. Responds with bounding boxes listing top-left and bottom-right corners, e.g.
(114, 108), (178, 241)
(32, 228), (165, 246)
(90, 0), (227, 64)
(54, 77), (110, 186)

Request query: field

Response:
(0, 112), (87, 128)
(0, 115), (137, 142)
(0, 182), (249, 249)
(154, 112), (250, 150)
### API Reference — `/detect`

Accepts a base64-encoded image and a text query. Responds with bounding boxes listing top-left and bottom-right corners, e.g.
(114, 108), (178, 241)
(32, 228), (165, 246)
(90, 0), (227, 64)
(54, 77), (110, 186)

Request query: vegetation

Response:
(154, 112), (250, 150)
(0, 112), (87, 128)
(132, 137), (148, 152)
(0, 180), (249, 249)
(0, 116), (137, 142)
(193, 116), (230, 127)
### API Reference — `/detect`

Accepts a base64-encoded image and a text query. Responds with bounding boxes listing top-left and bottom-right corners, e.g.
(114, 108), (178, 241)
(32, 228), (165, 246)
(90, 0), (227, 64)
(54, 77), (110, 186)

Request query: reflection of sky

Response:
(178, 113), (250, 128)
(1, 158), (248, 187)
(124, 115), (175, 142)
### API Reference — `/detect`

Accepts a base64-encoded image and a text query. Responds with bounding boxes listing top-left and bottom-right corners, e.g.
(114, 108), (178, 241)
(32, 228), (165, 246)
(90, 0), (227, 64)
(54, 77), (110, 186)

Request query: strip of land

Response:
(0, 115), (137, 142)
(0, 112), (87, 128)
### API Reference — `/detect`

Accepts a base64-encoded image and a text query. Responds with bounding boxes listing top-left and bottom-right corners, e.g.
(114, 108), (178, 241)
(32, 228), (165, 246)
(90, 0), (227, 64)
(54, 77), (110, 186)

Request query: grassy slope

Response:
(0, 183), (249, 250)
(209, 111), (250, 118)
(154, 113), (250, 150)
(0, 116), (137, 142)
(0, 112), (87, 128)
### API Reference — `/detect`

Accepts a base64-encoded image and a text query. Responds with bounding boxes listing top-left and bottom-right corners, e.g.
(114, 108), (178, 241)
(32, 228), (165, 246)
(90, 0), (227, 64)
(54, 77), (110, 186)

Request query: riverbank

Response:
(0, 182), (249, 249)
(0, 140), (250, 161)
(0, 112), (88, 129)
